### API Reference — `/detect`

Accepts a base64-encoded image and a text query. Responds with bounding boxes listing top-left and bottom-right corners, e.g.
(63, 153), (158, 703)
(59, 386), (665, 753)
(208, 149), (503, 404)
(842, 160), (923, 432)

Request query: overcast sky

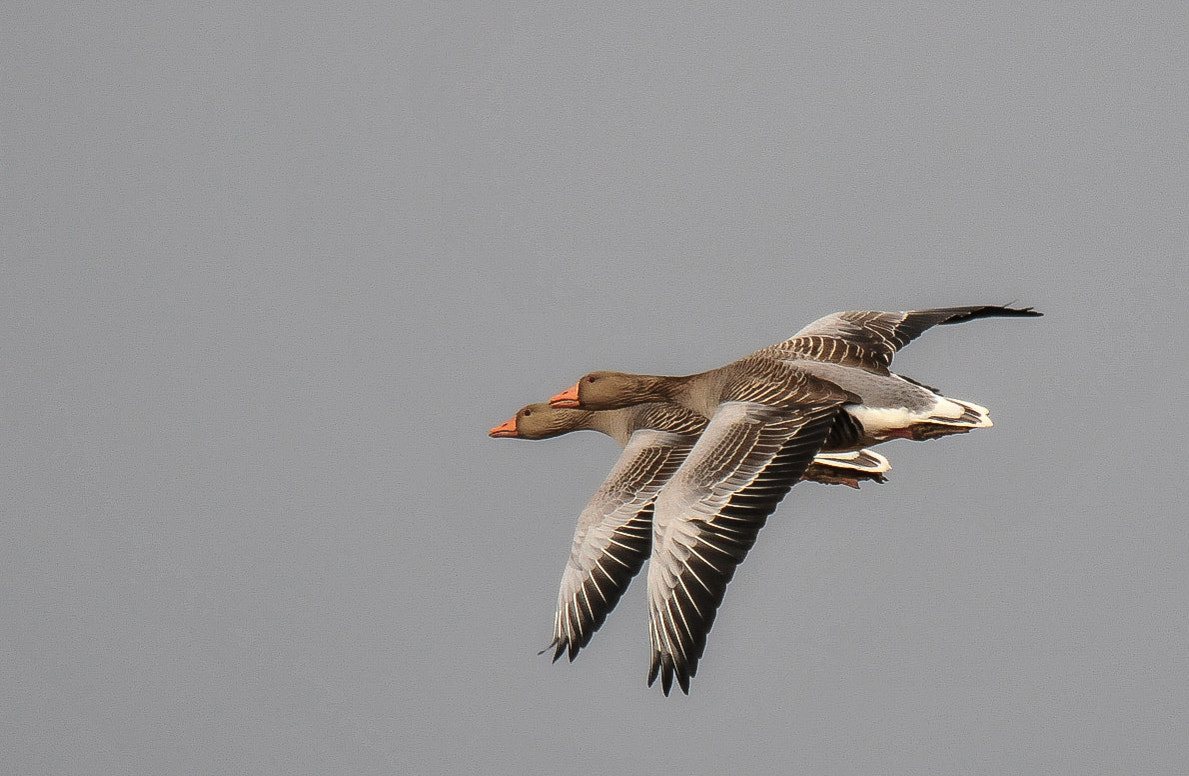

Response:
(5, 3), (1188, 774)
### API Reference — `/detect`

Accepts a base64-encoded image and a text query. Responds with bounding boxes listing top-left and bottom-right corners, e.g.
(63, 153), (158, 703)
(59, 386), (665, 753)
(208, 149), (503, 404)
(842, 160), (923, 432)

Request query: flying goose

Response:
(548, 305), (1041, 694)
(489, 402), (890, 664)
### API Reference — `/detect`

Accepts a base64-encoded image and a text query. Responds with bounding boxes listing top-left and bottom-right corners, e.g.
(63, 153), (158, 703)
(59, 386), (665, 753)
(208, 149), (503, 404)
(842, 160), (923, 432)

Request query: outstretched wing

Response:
(646, 400), (842, 695)
(769, 305), (1042, 374)
(545, 429), (696, 662)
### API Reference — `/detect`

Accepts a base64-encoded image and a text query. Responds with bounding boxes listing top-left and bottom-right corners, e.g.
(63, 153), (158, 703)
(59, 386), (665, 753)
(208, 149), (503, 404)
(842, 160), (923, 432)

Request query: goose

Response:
(548, 305), (1041, 694)
(489, 402), (889, 664)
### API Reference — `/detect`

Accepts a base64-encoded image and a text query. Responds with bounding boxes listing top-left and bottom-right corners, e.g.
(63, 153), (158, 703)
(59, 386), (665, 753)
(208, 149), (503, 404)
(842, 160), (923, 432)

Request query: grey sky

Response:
(4, 3), (1188, 774)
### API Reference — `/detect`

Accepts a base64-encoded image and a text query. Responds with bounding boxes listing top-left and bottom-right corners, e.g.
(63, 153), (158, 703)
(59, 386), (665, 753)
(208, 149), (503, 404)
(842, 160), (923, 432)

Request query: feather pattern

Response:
(495, 402), (894, 664)
(546, 429), (696, 662)
(764, 305), (1042, 374)
(537, 404), (890, 661)
(646, 402), (843, 695)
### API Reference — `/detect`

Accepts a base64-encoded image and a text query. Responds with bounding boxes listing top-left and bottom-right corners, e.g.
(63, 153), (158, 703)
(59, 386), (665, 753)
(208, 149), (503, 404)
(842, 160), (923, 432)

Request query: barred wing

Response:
(646, 401), (842, 695)
(545, 429), (696, 662)
(770, 305), (1041, 373)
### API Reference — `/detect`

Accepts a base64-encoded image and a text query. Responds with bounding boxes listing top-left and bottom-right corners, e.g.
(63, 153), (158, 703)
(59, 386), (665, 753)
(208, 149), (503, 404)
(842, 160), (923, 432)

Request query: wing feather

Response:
(767, 305), (1042, 373)
(545, 430), (695, 662)
(646, 401), (843, 694)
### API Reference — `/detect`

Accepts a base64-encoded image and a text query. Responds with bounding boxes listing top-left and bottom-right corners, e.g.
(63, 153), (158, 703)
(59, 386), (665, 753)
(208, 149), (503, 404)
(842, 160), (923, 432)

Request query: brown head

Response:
(548, 371), (668, 410)
(488, 403), (595, 440)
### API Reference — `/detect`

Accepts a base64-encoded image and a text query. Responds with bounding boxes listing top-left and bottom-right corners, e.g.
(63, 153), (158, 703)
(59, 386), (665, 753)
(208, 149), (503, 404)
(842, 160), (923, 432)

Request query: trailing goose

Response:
(489, 402), (889, 664)
(548, 305), (1041, 694)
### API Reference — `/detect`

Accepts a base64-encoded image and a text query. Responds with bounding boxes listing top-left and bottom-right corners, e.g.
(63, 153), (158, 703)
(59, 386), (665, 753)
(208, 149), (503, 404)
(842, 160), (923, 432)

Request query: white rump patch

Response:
(847, 404), (916, 435)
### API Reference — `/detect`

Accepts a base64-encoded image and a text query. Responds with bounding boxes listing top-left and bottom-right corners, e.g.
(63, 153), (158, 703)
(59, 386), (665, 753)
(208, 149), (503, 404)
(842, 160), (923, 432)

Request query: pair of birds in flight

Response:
(490, 305), (1041, 695)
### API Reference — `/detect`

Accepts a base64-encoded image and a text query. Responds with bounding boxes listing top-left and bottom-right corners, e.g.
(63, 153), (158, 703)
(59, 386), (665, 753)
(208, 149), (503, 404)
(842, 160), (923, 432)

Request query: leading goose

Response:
(548, 305), (1041, 694)
(489, 402), (890, 664)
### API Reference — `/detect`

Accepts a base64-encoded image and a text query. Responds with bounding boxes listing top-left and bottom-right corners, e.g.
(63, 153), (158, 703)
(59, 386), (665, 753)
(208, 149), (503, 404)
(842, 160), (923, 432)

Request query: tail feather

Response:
(813, 448), (891, 473)
(909, 398), (992, 440)
(804, 449), (891, 487)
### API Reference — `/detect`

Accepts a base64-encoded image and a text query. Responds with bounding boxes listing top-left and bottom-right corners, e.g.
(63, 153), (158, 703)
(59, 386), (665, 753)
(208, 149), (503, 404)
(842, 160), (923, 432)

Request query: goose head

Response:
(548, 371), (666, 411)
(488, 403), (592, 440)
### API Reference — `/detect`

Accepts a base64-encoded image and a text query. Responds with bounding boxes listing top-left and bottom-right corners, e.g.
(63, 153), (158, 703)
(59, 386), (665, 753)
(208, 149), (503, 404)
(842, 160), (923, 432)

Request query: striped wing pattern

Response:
(546, 430), (696, 662)
(771, 305), (1041, 373)
(646, 402), (842, 695)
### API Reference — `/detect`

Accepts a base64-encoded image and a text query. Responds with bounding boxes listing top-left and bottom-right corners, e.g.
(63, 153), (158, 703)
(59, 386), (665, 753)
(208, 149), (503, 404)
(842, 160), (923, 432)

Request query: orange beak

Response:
(488, 417), (519, 438)
(549, 383), (581, 408)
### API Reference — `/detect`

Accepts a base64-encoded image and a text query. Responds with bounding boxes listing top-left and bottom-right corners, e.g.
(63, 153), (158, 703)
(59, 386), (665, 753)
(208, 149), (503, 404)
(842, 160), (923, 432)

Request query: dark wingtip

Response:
(539, 639), (567, 663)
(996, 302), (1043, 317)
(939, 304), (1044, 326)
(650, 655), (676, 696)
(649, 656), (692, 696)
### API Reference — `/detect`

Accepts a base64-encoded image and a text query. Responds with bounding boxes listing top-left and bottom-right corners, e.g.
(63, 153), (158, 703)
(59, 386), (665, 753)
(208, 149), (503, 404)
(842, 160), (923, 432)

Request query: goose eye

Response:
(523, 409), (532, 417)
